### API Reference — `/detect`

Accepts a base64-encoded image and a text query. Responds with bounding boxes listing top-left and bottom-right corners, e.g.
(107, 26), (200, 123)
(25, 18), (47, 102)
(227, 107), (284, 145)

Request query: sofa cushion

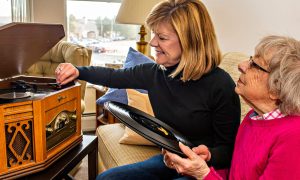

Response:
(119, 89), (155, 146)
(96, 47), (154, 105)
(96, 123), (161, 172)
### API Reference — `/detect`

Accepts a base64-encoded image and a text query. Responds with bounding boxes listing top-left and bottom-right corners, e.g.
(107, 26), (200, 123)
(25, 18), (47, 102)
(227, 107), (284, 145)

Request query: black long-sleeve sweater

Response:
(77, 63), (241, 169)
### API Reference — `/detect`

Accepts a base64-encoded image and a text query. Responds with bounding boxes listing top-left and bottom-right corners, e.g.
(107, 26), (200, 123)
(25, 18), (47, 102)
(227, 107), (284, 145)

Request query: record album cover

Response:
(105, 101), (194, 156)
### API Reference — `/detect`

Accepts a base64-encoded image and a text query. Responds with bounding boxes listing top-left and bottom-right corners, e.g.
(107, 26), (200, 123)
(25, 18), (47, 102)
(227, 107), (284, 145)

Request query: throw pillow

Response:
(119, 89), (156, 146)
(96, 47), (154, 105)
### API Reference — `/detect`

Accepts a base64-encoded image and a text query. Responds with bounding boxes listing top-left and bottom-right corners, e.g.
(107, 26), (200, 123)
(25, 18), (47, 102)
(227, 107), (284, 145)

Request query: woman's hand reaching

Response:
(55, 63), (79, 85)
(163, 143), (211, 179)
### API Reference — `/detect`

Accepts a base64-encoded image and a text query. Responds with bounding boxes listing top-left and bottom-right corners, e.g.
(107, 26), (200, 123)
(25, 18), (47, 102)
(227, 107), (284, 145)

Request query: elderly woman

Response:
(164, 35), (300, 179)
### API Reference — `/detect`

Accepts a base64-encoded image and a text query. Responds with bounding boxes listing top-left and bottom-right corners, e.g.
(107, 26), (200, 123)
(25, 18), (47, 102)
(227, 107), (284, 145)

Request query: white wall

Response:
(202, 0), (300, 55)
(31, 0), (67, 39)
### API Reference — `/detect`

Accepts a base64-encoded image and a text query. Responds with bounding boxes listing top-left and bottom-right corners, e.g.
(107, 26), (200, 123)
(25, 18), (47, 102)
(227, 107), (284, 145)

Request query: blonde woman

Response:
(56, 0), (240, 179)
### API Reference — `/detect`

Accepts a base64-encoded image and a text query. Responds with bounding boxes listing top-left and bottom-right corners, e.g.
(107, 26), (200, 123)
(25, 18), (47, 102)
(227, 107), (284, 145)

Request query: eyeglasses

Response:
(249, 56), (270, 73)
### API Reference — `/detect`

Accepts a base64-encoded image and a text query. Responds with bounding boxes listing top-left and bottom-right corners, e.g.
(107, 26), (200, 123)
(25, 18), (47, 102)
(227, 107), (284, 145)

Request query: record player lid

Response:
(0, 22), (65, 79)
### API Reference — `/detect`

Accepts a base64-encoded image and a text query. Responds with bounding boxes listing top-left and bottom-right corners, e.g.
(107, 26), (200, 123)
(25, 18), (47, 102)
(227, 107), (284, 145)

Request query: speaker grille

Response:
(5, 120), (34, 168)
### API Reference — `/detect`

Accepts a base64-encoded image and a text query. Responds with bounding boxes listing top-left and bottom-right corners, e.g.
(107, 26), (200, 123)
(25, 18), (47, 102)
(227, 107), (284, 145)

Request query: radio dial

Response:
(46, 127), (54, 137)
(69, 114), (76, 120)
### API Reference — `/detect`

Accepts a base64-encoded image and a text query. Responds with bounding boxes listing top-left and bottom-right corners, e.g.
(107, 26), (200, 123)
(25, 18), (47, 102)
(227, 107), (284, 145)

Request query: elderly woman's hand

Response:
(164, 142), (210, 179)
(162, 148), (177, 169)
(55, 63), (79, 85)
(192, 144), (211, 162)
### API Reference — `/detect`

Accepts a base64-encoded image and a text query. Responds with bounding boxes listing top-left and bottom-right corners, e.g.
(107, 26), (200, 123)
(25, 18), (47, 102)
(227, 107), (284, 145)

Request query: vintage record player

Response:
(0, 23), (82, 179)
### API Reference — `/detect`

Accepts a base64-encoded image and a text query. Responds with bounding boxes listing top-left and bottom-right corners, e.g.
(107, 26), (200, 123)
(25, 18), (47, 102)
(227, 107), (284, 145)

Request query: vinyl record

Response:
(105, 101), (194, 156)
(0, 92), (31, 100)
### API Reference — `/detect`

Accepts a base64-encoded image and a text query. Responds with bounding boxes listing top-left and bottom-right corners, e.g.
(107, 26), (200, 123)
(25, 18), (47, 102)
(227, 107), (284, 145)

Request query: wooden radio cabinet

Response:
(0, 78), (82, 179)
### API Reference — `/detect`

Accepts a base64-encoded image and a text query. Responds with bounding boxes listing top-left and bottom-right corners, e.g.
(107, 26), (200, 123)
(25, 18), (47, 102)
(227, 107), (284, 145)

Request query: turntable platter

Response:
(0, 92), (31, 99)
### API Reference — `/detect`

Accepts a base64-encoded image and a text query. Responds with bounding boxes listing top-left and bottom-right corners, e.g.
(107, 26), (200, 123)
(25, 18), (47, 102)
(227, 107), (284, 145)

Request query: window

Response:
(67, 0), (140, 66)
(0, 0), (31, 26)
(0, 0), (12, 26)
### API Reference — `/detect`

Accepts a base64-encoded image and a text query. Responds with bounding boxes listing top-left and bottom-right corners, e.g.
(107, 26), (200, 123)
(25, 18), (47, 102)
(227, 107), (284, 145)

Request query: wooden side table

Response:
(21, 135), (98, 180)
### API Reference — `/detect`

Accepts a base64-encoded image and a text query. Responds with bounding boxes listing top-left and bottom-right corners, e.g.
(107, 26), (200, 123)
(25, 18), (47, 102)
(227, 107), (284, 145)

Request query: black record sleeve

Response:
(104, 101), (195, 156)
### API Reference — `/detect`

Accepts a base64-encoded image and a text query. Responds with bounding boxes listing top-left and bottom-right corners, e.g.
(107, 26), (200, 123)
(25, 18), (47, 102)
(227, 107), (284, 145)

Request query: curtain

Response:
(11, 0), (31, 22)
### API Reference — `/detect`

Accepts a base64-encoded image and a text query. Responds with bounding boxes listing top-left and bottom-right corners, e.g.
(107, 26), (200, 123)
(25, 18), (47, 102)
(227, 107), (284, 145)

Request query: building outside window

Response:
(67, 0), (140, 66)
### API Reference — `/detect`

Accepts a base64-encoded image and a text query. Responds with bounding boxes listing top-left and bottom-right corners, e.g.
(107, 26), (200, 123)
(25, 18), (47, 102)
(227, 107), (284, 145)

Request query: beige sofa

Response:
(96, 52), (250, 173)
(25, 41), (92, 112)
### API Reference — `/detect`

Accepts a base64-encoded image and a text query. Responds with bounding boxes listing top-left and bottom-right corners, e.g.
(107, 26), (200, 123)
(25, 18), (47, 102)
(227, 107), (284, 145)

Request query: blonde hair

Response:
(146, 0), (222, 81)
(255, 35), (300, 115)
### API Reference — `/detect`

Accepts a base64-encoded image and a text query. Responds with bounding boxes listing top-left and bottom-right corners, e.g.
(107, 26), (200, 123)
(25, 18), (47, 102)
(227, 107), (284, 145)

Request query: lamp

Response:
(116, 0), (162, 55)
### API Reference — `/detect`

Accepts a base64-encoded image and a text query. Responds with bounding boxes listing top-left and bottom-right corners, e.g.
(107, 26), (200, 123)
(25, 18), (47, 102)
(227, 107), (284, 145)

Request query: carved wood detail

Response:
(5, 120), (33, 168)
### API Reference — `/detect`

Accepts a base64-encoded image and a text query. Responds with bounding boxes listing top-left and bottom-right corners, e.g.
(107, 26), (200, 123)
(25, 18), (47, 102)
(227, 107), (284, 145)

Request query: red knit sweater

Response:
(206, 110), (300, 180)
